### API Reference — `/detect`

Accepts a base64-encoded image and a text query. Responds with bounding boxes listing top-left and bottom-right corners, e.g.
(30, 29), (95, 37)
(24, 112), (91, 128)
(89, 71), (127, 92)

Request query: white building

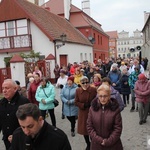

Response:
(117, 30), (143, 58)
(142, 11), (150, 66)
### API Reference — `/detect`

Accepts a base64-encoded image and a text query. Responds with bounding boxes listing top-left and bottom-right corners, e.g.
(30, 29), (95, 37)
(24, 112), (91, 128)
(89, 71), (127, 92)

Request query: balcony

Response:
(0, 34), (32, 53)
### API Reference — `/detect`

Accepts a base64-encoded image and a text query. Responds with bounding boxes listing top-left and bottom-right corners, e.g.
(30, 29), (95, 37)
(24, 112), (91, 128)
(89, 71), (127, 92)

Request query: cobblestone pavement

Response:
(0, 88), (150, 150)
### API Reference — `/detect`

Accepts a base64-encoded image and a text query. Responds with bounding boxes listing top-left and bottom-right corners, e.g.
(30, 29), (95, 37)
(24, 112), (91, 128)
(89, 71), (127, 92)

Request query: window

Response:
(0, 23), (5, 37)
(0, 19), (28, 37)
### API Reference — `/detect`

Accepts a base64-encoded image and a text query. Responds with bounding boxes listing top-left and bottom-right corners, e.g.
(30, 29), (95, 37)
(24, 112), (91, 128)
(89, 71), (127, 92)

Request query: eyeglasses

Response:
(98, 95), (108, 99)
(81, 82), (89, 85)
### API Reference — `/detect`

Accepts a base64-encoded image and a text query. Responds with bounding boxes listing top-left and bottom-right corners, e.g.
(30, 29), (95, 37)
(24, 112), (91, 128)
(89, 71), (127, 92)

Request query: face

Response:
(67, 80), (73, 86)
(19, 116), (43, 138)
(40, 80), (46, 87)
(34, 74), (40, 82)
(93, 76), (99, 82)
(81, 79), (89, 89)
(97, 90), (110, 105)
(2, 81), (17, 100)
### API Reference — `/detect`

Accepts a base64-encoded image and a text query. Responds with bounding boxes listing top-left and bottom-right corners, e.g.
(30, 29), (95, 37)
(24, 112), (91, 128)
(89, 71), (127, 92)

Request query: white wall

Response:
(57, 43), (93, 64)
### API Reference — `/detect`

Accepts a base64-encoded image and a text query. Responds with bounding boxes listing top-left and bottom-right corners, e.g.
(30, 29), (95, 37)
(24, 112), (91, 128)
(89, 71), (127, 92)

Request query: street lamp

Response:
(55, 33), (67, 49)
(54, 33), (67, 64)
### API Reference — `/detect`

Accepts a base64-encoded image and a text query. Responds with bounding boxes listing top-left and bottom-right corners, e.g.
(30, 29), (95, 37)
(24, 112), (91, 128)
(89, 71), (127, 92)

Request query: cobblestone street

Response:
(0, 88), (150, 150)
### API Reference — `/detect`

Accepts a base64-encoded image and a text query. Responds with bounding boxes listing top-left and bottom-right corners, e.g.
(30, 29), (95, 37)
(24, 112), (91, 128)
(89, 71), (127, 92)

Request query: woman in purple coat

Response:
(87, 84), (123, 150)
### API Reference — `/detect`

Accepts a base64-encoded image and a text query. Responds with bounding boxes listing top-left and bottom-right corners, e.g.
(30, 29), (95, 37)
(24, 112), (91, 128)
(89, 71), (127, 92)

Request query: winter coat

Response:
(35, 82), (55, 110)
(28, 80), (41, 105)
(10, 121), (71, 150)
(128, 71), (140, 89)
(61, 83), (78, 116)
(87, 98), (123, 150)
(134, 79), (150, 104)
(120, 74), (131, 95)
(111, 86), (124, 111)
(75, 86), (97, 135)
(0, 92), (29, 140)
(107, 70), (121, 93)
(74, 74), (83, 85)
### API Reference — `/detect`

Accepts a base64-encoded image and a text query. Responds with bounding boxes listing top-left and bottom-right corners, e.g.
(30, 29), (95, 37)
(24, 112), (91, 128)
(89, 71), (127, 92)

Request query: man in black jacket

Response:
(0, 79), (29, 150)
(9, 103), (72, 150)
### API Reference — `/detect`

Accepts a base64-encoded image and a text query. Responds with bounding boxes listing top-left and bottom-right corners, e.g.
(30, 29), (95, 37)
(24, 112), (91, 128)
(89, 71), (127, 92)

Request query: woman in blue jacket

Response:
(35, 77), (56, 127)
(61, 76), (78, 137)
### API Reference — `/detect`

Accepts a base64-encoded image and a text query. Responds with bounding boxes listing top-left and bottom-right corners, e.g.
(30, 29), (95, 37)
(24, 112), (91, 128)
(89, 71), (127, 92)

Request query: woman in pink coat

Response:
(87, 84), (123, 150)
(134, 73), (150, 125)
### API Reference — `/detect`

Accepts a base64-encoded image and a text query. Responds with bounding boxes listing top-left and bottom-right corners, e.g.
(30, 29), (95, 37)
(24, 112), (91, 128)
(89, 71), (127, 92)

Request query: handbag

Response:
(42, 88), (59, 107)
(53, 99), (59, 107)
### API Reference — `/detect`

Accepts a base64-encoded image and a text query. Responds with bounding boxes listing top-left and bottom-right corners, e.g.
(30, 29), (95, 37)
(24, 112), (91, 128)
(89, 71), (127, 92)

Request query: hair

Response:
(35, 73), (40, 77)
(41, 77), (49, 84)
(4, 79), (17, 87)
(101, 77), (112, 85)
(80, 76), (89, 82)
(16, 103), (41, 121)
(97, 84), (110, 95)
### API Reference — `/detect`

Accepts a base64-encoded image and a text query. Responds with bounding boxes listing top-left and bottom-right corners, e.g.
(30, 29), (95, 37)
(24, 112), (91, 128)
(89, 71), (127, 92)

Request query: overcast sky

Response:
(72, 0), (150, 36)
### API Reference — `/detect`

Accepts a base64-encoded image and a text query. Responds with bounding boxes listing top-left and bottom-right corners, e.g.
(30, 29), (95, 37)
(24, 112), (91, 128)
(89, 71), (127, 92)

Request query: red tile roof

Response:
(10, 54), (25, 63)
(45, 54), (55, 60)
(42, 0), (104, 33)
(0, 0), (91, 46)
(105, 31), (118, 39)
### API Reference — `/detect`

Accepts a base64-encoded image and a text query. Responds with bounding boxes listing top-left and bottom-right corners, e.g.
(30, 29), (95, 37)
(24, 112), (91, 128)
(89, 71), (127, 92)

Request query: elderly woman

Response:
(75, 76), (97, 150)
(134, 73), (150, 125)
(61, 76), (78, 137)
(87, 84), (123, 150)
(90, 73), (102, 89)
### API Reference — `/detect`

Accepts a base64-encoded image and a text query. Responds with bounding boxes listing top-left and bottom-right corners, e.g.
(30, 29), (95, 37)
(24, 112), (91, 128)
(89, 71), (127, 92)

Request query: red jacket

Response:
(28, 80), (41, 105)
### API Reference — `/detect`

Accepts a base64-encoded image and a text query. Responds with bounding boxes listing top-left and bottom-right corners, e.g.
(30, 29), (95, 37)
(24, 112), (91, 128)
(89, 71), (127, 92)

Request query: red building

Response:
(42, 0), (109, 61)
(106, 31), (118, 59)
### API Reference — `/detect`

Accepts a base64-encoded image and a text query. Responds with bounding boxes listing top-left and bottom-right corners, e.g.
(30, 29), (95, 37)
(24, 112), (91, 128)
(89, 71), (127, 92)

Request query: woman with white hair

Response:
(107, 63), (122, 93)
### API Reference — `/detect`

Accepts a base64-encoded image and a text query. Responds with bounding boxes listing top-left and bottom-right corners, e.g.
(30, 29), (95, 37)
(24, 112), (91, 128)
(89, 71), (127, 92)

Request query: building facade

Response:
(142, 11), (150, 66)
(117, 30), (143, 59)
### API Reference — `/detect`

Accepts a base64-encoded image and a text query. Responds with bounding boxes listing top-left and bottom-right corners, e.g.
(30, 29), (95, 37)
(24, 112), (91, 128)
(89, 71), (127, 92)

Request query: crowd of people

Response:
(0, 57), (150, 150)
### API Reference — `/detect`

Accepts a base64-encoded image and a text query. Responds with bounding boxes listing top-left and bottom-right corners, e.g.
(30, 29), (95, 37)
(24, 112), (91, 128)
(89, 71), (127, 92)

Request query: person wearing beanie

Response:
(134, 73), (150, 125)
(61, 76), (78, 137)
(56, 69), (68, 119)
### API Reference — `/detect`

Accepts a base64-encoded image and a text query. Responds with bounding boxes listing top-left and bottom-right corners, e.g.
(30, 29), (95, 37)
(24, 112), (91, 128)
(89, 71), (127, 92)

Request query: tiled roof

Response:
(10, 54), (25, 63)
(42, 0), (104, 33)
(105, 31), (118, 39)
(0, 0), (91, 46)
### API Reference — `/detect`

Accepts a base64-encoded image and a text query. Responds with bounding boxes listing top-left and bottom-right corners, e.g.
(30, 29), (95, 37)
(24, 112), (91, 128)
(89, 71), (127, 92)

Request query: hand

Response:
(124, 82), (127, 85)
(8, 135), (13, 143)
(42, 99), (46, 105)
(67, 101), (70, 105)
(101, 139), (105, 146)
(112, 83), (116, 86)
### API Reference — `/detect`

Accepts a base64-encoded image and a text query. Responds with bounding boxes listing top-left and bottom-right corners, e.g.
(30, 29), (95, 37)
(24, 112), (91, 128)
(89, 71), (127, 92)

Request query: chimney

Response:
(144, 11), (150, 23)
(82, 0), (90, 16)
(64, 0), (72, 20)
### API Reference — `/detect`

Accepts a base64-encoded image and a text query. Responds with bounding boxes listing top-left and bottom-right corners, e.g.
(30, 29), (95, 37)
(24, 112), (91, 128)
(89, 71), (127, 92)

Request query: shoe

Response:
(139, 121), (143, 125)
(71, 132), (75, 137)
(130, 107), (135, 112)
(143, 120), (147, 123)
(61, 114), (65, 119)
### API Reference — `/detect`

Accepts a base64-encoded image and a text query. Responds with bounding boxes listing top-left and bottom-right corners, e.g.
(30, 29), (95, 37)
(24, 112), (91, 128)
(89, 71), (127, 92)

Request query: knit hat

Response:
(111, 63), (118, 68)
(60, 69), (66, 74)
(138, 73), (147, 80)
(67, 76), (74, 82)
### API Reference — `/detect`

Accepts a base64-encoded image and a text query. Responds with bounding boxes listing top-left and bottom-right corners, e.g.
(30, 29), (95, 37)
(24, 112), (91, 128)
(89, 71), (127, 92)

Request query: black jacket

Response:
(9, 121), (72, 150)
(0, 91), (29, 140)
